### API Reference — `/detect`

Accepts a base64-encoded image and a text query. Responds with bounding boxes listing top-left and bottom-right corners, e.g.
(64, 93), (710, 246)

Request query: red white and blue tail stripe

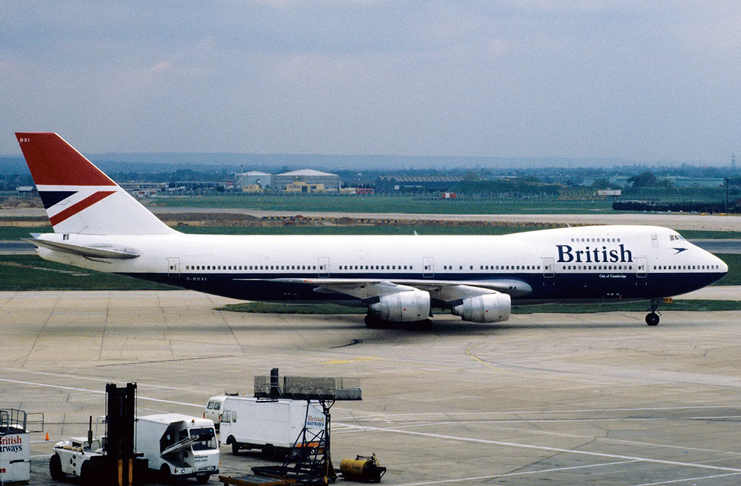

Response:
(16, 133), (174, 235)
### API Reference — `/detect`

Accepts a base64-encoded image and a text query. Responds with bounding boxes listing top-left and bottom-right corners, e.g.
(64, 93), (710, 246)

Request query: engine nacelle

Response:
(369, 289), (431, 322)
(452, 292), (511, 323)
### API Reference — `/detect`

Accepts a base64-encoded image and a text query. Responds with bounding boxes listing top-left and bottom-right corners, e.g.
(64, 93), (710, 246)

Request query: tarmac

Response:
(3, 288), (741, 485)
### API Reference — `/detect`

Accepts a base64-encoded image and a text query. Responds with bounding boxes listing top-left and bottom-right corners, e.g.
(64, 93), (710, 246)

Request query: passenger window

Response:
(214, 402), (220, 410)
(207, 402), (214, 410)
(223, 411), (230, 422)
(232, 411), (237, 422)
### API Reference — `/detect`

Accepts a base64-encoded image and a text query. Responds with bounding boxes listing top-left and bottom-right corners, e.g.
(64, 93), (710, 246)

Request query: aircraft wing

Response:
(271, 278), (532, 302)
(24, 238), (140, 260)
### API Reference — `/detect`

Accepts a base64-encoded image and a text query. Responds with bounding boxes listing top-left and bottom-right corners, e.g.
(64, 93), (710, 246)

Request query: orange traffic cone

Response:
(45, 432), (49, 441)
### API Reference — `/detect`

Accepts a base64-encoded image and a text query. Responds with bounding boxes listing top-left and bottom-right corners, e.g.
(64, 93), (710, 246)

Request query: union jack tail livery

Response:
(15, 133), (173, 235)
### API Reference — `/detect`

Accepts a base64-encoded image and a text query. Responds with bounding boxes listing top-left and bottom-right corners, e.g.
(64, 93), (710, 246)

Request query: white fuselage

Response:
(34, 225), (727, 307)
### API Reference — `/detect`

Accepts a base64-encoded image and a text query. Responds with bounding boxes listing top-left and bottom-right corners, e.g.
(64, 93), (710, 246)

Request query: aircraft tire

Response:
(405, 319), (434, 331)
(646, 312), (660, 326)
(364, 314), (390, 329)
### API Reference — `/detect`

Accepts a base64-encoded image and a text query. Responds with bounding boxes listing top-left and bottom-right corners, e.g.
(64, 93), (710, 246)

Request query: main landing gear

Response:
(646, 298), (661, 326)
(364, 314), (433, 331)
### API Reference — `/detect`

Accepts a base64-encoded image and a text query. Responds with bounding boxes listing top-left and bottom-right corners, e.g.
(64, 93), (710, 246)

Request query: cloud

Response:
(1, 1), (739, 162)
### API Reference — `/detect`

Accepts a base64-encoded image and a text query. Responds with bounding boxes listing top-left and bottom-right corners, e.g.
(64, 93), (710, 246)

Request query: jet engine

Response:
(452, 292), (511, 323)
(369, 289), (431, 322)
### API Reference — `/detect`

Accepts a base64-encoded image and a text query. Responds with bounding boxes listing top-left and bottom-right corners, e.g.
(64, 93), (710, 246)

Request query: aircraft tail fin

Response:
(16, 133), (174, 235)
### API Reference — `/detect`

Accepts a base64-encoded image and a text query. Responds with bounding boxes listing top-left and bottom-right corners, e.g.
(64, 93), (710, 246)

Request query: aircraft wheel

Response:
(49, 453), (65, 480)
(364, 314), (389, 329)
(646, 312), (660, 326)
(405, 319), (434, 331)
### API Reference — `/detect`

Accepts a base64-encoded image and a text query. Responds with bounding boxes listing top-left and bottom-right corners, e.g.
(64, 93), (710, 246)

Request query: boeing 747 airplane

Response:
(16, 133), (728, 327)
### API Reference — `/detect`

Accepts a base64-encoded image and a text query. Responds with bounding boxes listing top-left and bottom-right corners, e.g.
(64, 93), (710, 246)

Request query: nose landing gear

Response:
(646, 298), (662, 326)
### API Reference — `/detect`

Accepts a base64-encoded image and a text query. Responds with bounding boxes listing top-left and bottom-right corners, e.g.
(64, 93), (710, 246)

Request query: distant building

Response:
(16, 186), (36, 197)
(236, 171), (273, 191)
(375, 175), (462, 193)
(273, 169), (340, 192)
(285, 181), (325, 193)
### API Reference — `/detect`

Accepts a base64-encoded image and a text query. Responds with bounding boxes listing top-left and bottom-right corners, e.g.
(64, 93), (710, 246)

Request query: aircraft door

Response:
(318, 257), (330, 277)
(543, 257), (555, 278)
(423, 257), (434, 278)
(167, 257), (180, 277)
(636, 257), (647, 278)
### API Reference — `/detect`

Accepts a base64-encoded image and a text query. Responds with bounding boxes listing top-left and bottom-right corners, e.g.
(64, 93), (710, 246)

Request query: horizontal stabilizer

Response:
(25, 238), (140, 259)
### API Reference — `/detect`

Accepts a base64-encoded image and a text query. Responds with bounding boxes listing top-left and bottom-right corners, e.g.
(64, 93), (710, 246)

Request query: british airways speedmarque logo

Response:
(556, 244), (633, 263)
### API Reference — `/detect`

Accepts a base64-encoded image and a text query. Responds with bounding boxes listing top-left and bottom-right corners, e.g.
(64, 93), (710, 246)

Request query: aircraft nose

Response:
(717, 255), (729, 275)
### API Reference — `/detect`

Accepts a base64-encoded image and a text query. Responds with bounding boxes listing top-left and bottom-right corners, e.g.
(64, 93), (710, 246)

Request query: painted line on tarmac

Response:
(337, 423), (741, 474)
(393, 460), (641, 485)
(0, 378), (202, 409)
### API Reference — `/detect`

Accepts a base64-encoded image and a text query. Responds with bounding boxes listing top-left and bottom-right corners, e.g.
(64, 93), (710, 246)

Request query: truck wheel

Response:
(49, 453), (65, 480)
(160, 464), (173, 484)
(231, 441), (240, 455)
(262, 445), (278, 461)
(80, 461), (96, 486)
(195, 473), (210, 484)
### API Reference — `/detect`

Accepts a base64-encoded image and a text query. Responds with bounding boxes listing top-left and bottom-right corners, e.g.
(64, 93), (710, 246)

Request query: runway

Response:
(3, 289), (741, 485)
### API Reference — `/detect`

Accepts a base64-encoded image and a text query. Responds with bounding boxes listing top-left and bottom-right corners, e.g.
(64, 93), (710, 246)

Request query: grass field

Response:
(0, 255), (176, 291)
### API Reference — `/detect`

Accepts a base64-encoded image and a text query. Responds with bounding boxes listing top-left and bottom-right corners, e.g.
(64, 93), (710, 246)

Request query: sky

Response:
(1, 1), (740, 165)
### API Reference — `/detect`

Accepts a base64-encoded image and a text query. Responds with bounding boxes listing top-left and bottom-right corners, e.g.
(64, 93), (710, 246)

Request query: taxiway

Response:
(2, 289), (741, 485)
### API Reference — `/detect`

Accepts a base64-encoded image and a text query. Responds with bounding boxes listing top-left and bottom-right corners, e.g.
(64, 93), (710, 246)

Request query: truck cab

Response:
(203, 395), (227, 428)
(136, 414), (219, 484)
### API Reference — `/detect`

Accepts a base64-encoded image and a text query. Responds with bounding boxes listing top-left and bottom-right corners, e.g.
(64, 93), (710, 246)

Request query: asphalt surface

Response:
(2, 289), (741, 485)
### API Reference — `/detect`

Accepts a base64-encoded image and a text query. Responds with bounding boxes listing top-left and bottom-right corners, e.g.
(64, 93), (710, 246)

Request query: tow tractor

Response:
(49, 383), (146, 486)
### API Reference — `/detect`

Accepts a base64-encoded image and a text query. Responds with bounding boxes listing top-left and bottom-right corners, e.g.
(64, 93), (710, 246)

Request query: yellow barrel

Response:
(340, 457), (369, 479)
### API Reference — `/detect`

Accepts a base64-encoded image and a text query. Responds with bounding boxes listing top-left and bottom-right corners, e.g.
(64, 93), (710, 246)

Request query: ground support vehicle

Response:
(203, 395), (227, 429)
(49, 383), (144, 486)
(136, 414), (219, 484)
(0, 409), (30, 484)
(221, 397), (325, 459)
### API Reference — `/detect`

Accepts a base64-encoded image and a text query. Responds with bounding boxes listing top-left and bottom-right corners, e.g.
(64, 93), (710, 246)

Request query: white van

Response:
(203, 396), (227, 428)
(220, 397), (325, 459)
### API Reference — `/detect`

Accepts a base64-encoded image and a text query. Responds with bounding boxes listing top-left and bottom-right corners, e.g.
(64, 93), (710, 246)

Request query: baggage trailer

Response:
(221, 397), (325, 459)
(136, 414), (219, 484)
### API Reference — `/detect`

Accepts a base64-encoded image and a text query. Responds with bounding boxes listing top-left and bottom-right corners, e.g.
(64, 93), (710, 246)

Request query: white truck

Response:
(203, 395), (227, 428)
(0, 409), (30, 485)
(220, 397), (325, 459)
(136, 414), (219, 484)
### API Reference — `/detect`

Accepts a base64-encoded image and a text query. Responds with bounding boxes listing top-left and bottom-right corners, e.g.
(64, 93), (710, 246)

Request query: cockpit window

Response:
(669, 234), (685, 241)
